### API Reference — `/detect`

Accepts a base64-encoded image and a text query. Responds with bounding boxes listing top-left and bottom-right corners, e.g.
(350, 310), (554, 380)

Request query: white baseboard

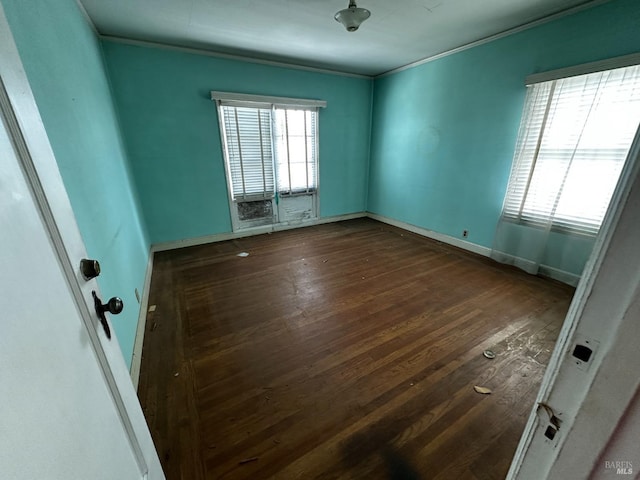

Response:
(129, 212), (364, 389)
(539, 265), (581, 287)
(131, 212), (578, 387)
(151, 212), (367, 253)
(130, 249), (154, 390)
(367, 213), (580, 286)
(366, 213), (492, 257)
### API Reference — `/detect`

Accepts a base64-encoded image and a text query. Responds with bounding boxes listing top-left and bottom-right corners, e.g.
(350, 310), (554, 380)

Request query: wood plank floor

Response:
(138, 218), (574, 480)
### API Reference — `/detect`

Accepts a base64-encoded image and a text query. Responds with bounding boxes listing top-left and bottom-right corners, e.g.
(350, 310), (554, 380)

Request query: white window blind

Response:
(219, 106), (274, 200)
(273, 108), (318, 195)
(218, 100), (319, 201)
(503, 64), (640, 235)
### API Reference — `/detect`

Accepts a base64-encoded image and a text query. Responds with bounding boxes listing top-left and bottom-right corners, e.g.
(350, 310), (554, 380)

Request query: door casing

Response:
(0, 6), (164, 479)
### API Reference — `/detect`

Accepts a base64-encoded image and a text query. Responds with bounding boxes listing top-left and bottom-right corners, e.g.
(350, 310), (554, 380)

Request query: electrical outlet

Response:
(462, 230), (468, 238)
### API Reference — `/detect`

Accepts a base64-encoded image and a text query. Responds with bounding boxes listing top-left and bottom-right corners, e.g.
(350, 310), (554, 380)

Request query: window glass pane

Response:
(219, 102), (319, 205)
(273, 108), (318, 194)
(220, 106), (274, 200)
(503, 64), (640, 234)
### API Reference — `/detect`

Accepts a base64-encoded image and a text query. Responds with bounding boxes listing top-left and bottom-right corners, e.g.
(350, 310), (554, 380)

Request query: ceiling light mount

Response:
(334, 0), (371, 32)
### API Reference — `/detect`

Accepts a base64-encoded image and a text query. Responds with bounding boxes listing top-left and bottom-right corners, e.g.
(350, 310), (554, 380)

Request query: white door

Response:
(508, 126), (640, 478)
(0, 9), (164, 480)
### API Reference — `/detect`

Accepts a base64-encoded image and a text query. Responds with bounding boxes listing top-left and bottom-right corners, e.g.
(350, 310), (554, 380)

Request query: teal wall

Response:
(2, 0), (149, 367)
(101, 42), (372, 244)
(4, 0), (639, 370)
(368, 0), (640, 277)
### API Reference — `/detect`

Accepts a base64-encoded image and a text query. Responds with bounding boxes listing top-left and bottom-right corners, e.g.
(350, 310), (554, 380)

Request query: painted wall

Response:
(102, 42), (372, 244)
(2, 0), (149, 367)
(368, 0), (640, 278)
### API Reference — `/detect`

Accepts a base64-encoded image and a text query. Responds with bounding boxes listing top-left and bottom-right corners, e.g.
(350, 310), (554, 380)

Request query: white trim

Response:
(525, 52), (640, 85)
(367, 213), (581, 286)
(211, 91), (326, 109)
(130, 249), (154, 391)
(366, 213), (492, 257)
(98, 2), (609, 80)
(376, 0), (611, 78)
(100, 36), (372, 79)
(215, 101), (237, 230)
(490, 250), (538, 273)
(314, 111), (321, 219)
(538, 265), (581, 287)
(507, 123), (640, 478)
(74, 0), (99, 35)
(216, 102), (321, 232)
(151, 212), (366, 253)
(0, 7), (150, 475)
(492, 250), (581, 286)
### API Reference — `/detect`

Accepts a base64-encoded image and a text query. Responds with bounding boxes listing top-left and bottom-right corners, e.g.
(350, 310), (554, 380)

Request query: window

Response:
(502, 64), (640, 235)
(273, 108), (317, 195)
(215, 94), (321, 201)
(220, 105), (318, 200)
(219, 106), (274, 200)
(212, 92), (325, 230)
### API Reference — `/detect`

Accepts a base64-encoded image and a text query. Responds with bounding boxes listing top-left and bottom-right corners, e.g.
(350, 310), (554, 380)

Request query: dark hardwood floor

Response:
(137, 218), (574, 480)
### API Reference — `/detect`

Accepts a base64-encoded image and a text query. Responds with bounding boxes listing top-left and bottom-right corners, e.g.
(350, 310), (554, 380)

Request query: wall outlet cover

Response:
(570, 334), (600, 372)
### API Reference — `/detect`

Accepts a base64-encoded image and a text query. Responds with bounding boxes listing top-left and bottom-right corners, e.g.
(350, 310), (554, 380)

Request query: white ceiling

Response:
(79, 0), (604, 76)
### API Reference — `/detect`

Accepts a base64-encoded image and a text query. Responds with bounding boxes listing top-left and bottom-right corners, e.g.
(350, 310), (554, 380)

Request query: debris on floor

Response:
(483, 349), (496, 359)
(474, 386), (492, 395)
(238, 457), (259, 465)
(237, 252), (249, 257)
(148, 304), (157, 312)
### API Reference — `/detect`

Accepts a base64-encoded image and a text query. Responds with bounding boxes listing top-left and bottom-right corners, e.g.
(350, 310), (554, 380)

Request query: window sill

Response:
(278, 190), (317, 198)
(501, 214), (599, 238)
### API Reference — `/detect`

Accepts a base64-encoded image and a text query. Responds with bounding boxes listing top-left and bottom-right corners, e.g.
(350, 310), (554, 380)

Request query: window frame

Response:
(502, 65), (640, 236)
(218, 104), (275, 202)
(272, 106), (319, 197)
(212, 91), (326, 231)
